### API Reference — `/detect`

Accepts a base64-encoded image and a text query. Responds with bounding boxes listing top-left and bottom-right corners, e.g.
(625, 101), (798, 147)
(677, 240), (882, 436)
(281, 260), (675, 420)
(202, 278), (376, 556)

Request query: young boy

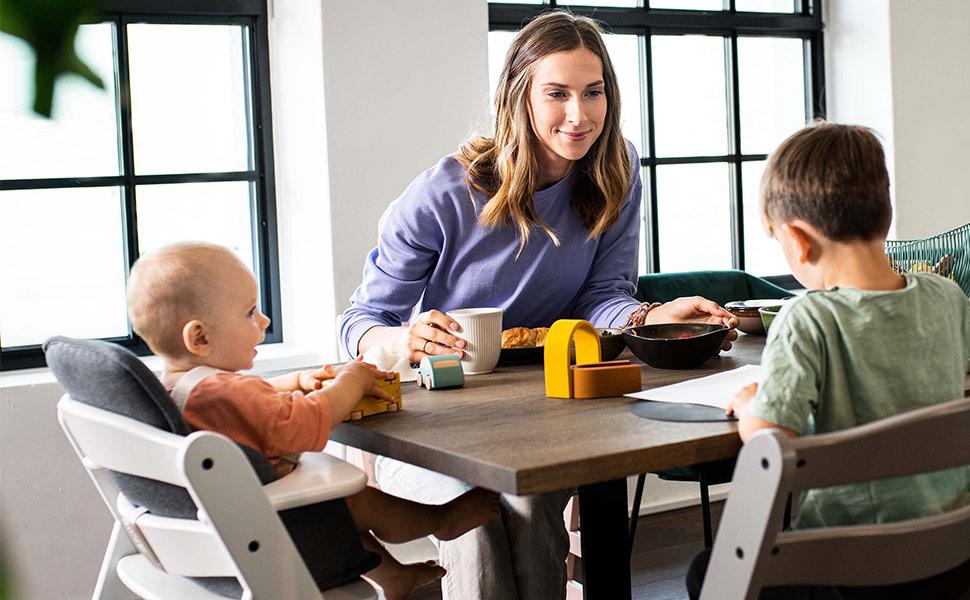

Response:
(687, 122), (970, 599)
(126, 241), (499, 600)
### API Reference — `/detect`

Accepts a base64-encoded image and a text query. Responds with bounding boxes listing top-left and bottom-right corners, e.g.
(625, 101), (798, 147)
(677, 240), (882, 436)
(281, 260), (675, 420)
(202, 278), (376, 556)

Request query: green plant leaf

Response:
(0, 0), (106, 118)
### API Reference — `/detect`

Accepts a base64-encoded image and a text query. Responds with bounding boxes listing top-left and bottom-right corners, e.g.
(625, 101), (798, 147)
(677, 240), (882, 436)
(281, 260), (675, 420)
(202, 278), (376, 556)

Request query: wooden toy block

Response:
(336, 372), (402, 422)
(570, 360), (641, 399)
(544, 319), (601, 398)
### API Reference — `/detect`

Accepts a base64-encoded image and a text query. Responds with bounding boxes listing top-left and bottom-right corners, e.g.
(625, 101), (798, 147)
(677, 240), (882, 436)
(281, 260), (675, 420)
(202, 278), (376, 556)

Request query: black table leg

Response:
(578, 478), (632, 600)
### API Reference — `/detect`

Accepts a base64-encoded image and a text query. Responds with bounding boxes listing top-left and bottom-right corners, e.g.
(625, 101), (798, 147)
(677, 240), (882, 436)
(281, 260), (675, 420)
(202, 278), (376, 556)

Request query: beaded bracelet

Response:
(624, 302), (663, 328)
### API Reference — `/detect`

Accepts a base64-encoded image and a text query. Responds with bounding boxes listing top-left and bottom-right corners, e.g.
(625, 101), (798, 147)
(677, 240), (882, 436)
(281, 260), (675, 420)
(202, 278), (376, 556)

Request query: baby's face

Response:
(201, 257), (270, 371)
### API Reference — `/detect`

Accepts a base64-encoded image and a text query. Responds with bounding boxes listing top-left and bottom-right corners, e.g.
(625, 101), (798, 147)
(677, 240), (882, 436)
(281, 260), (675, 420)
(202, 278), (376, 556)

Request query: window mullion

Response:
(116, 17), (140, 339)
(643, 31), (660, 274)
(726, 34), (744, 271)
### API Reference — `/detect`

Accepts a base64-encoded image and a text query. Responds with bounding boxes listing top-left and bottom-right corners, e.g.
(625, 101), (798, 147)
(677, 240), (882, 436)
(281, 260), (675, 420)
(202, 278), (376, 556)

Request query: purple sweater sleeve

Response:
(570, 164), (643, 328)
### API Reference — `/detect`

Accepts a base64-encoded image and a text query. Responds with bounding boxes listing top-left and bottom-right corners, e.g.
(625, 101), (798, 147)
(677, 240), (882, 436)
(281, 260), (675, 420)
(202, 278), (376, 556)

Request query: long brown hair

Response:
(456, 11), (632, 253)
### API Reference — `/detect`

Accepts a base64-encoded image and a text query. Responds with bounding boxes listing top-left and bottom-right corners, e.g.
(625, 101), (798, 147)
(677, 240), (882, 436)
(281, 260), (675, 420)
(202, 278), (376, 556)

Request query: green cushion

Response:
(635, 269), (792, 306)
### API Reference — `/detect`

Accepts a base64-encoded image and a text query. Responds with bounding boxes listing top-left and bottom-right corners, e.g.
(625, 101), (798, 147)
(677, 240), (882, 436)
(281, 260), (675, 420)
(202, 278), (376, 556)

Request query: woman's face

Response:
(527, 47), (607, 178)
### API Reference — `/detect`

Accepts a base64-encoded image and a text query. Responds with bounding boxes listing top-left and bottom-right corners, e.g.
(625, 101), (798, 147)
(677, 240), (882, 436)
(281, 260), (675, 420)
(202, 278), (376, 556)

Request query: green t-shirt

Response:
(747, 272), (970, 529)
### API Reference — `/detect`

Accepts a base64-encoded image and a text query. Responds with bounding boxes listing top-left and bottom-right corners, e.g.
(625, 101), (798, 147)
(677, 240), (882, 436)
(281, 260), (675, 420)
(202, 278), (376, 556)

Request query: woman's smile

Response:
(558, 129), (593, 142)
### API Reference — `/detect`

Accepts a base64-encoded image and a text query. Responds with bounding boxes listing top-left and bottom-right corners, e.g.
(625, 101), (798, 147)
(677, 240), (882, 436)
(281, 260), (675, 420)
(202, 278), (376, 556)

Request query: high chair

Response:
(45, 336), (380, 600)
(700, 396), (970, 599)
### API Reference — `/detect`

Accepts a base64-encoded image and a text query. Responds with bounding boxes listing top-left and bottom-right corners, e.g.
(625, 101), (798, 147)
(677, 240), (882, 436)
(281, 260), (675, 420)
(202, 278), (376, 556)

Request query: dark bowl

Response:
(622, 323), (729, 369)
(597, 327), (627, 361)
(567, 328), (628, 362)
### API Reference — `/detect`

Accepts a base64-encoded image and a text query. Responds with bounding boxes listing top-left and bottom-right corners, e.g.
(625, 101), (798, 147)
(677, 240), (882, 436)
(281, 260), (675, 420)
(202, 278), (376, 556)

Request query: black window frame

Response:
(489, 0), (825, 290)
(0, 0), (281, 371)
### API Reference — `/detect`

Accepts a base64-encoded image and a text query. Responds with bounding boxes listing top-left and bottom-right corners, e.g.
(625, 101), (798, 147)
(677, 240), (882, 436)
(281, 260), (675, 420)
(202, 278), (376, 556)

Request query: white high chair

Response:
(47, 336), (380, 600)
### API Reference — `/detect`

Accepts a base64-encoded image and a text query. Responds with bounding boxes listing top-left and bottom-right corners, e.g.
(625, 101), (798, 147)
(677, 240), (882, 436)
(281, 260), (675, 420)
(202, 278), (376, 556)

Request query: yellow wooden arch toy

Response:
(544, 319), (602, 398)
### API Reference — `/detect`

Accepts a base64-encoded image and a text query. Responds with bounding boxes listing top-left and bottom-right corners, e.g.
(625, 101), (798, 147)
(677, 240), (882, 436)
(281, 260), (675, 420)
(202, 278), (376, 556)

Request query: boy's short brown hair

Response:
(761, 122), (892, 241)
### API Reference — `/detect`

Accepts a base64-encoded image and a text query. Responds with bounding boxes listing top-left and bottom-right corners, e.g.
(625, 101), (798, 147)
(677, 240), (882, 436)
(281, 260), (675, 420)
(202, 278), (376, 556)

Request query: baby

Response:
(126, 241), (499, 599)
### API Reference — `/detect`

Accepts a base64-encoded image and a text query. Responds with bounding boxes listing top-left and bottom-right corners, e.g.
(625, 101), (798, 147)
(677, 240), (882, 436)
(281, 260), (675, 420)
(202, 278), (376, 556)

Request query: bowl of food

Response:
(596, 327), (627, 361)
(759, 306), (782, 333)
(622, 323), (729, 369)
(725, 299), (787, 335)
(500, 326), (549, 364)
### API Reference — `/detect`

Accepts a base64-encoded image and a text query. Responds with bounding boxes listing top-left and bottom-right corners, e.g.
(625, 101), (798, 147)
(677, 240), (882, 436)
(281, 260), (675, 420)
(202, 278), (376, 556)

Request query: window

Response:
(488, 1), (824, 284)
(0, 0), (280, 370)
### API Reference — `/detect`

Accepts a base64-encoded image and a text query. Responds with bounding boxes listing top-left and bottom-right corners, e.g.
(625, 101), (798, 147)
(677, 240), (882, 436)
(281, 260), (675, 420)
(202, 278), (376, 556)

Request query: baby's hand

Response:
(298, 365), (335, 392)
(333, 358), (395, 401)
(726, 382), (758, 417)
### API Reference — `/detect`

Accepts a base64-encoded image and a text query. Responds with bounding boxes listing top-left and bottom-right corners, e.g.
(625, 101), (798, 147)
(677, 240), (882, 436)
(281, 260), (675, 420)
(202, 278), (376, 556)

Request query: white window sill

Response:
(0, 343), (325, 391)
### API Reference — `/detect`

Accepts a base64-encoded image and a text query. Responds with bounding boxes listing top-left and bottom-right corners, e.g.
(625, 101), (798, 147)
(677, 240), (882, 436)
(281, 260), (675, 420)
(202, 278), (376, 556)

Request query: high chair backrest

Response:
(57, 397), (321, 595)
(44, 336), (278, 520)
(701, 396), (970, 600)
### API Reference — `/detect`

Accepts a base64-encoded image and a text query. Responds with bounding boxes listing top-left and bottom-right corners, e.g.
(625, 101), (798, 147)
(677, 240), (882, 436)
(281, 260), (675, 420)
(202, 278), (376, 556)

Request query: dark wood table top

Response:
(331, 335), (766, 495)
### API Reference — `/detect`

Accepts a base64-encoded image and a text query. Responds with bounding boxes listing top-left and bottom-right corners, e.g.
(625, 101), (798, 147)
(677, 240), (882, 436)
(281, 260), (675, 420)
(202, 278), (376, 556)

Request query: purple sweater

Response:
(340, 148), (643, 357)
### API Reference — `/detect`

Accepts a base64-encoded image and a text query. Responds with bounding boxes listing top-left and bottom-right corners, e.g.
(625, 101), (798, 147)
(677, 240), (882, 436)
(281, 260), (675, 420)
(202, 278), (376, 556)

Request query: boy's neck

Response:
(815, 239), (905, 291)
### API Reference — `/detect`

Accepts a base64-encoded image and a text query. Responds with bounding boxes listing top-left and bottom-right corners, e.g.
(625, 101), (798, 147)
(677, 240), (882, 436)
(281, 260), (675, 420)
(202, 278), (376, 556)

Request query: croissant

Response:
(501, 327), (537, 348)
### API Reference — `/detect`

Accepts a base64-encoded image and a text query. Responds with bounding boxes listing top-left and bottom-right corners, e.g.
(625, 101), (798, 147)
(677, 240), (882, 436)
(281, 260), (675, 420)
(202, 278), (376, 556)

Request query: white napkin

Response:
(362, 346), (417, 383)
(624, 365), (761, 411)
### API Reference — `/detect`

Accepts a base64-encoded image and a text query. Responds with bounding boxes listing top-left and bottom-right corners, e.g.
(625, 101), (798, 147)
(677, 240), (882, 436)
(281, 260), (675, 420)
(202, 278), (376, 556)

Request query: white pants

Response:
(374, 456), (572, 600)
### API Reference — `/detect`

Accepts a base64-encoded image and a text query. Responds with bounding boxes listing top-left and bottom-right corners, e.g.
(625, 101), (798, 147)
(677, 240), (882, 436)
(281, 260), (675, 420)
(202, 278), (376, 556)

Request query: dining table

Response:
(330, 334), (771, 600)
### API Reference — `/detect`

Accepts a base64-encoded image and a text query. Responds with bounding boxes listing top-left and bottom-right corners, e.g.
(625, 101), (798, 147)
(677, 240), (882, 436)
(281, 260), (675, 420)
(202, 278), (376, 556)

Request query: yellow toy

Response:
(328, 372), (402, 422)
(544, 319), (601, 398)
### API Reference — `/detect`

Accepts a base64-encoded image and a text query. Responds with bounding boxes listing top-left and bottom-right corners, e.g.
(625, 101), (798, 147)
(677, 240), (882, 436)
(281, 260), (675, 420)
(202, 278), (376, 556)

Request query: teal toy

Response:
(416, 354), (465, 390)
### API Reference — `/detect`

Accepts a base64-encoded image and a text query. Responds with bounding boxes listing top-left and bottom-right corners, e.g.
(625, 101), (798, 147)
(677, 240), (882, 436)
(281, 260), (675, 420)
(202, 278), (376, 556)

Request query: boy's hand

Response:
(333, 358), (395, 401)
(298, 366), (335, 392)
(726, 382), (758, 417)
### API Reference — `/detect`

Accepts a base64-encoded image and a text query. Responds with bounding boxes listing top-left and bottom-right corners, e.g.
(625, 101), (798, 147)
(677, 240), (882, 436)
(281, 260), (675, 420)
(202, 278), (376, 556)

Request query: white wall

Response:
(887, 0), (970, 239)
(320, 0), (490, 319)
(825, 0), (970, 240)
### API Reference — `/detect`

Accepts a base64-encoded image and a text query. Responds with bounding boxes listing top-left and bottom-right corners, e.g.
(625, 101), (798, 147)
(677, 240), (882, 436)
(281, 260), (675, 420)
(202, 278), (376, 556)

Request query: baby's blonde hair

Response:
(127, 242), (244, 357)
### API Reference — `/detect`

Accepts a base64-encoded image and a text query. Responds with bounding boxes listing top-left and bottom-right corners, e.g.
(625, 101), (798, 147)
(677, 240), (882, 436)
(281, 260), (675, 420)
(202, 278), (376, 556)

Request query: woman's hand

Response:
(644, 296), (740, 350)
(399, 309), (466, 363)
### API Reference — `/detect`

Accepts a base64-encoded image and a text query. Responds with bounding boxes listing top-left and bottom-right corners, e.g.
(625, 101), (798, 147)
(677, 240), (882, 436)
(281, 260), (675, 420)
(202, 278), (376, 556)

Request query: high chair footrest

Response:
(117, 554), (228, 600)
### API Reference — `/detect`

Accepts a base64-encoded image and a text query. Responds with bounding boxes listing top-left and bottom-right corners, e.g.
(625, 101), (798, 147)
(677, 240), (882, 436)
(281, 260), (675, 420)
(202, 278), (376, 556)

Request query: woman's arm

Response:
(340, 161), (471, 361)
(570, 151), (644, 326)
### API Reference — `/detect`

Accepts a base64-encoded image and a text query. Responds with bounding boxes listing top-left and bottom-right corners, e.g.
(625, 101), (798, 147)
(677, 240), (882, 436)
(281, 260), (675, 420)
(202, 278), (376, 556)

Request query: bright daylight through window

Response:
(0, 1), (279, 370)
(488, 0), (823, 279)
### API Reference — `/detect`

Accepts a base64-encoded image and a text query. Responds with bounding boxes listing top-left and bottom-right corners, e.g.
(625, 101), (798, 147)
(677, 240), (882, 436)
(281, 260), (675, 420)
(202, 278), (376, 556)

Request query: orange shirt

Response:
(176, 370), (332, 477)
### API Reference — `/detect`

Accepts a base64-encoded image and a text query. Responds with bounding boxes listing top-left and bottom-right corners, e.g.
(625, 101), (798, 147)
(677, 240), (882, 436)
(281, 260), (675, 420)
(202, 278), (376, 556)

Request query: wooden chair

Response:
(700, 396), (970, 599)
(47, 336), (379, 599)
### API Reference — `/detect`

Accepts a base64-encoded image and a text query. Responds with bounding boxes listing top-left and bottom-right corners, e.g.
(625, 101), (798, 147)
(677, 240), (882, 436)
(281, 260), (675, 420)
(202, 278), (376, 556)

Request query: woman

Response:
(341, 11), (737, 600)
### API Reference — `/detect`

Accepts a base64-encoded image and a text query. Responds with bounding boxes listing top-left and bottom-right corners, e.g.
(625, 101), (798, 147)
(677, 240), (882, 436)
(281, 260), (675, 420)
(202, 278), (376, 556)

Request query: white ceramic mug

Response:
(446, 308), (504, 375)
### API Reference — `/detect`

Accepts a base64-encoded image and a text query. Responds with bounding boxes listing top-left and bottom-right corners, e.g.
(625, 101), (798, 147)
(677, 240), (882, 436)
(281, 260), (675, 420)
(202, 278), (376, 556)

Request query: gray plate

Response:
(631, 400), (736, 423)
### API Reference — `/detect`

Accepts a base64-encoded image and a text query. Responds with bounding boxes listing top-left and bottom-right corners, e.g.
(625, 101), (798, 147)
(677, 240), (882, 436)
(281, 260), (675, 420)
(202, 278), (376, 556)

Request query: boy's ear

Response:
(781, 220), (821, 264)
(182, 320), (211, 357)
